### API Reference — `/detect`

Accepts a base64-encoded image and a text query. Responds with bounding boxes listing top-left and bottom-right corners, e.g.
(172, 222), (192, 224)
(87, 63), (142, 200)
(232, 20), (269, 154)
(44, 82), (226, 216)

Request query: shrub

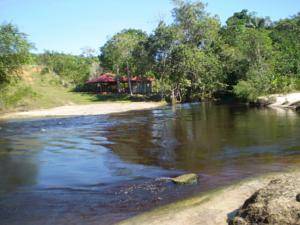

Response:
(233, 80), (259, 101)
(0, 23), (32, 85)
(0, 84), (37, 110)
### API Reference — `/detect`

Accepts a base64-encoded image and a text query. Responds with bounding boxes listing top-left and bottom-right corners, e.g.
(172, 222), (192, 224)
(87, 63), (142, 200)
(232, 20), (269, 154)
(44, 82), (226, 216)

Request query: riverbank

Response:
(259, 92), (300, 110)
(118, 170), (300, 225)
(0, 101), (166, 120)
(0, 66), (165, 116)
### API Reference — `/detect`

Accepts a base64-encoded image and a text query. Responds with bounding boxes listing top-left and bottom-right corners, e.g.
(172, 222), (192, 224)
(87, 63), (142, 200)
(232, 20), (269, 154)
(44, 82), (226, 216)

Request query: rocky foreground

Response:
(118, 171), (300, 225)
(229, 173), (300, 225)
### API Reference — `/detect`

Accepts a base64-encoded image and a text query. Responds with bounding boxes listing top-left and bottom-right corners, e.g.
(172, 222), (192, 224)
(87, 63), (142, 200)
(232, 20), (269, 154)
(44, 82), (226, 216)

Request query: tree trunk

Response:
(116, 66), (121, 93)
(171, 88), (176, 105)
(160, 71), (166, 99)
(141, 74), (145, 94)
(127, 62), (133, 96)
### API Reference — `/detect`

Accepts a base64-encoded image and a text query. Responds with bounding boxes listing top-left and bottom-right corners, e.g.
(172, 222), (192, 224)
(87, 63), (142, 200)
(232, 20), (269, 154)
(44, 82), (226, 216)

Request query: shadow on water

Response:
(0, 128), (40, 194)
(0, 103), (299, 224)
(106, 103), (300, 174)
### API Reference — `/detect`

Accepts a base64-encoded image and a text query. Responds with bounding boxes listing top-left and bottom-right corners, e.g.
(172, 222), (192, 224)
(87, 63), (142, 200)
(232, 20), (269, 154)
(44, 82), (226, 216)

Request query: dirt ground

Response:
(0, 102), (166, 120)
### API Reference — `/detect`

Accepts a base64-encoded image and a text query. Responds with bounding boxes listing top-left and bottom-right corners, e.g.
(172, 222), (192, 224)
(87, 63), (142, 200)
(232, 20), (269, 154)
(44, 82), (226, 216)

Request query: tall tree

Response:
(148, 0), (223, 102)
(0, 23), (32, 85)
(100, 29), (147, 95)
(271, 13), (300, 78)
(147, 21), (179, 98)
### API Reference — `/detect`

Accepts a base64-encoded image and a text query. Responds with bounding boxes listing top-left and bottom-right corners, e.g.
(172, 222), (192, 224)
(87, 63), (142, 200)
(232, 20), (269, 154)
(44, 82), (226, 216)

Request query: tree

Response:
(232, 28), (277, 100)
(98, 1), (299, 102)
(220, 10), (273, 86)
(147, 21), (179, 98)
(169, 44), (223, 101)
(37, 51), (94, 86)
(100, 29), (147, 95)
(147, 0), (223, 102)
(271, 13), (300, 78)
(0, 23), (32, 85)
(172, 0), (220, 48)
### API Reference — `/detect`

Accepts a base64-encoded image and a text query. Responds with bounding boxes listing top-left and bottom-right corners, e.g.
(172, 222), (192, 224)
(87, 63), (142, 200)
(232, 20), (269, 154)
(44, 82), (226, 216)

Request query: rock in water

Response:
(171, 173), (198, 185)
(229, 174), (300, 225)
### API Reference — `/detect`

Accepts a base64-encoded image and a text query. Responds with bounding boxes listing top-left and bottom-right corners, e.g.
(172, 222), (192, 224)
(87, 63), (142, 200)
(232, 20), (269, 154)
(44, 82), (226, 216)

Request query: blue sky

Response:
(1, 0), (299, 55)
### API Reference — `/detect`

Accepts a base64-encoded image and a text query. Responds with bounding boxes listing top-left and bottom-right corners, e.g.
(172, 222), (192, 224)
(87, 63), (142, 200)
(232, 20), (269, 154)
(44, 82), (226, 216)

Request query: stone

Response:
(296, 193), (300, 202)
(229, 174), (300, 225)
(171, 173), (198, 185)
(230, 217), (247, 225)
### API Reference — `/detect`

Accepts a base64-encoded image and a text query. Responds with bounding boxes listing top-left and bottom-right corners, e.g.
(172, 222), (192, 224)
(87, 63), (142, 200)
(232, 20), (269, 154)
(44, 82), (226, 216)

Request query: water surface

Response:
(0, 104), (299, 224)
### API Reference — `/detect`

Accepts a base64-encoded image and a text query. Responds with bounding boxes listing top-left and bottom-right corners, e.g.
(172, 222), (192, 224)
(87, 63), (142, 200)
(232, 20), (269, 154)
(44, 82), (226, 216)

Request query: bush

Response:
(0, 23), (32, 85)
(36, 51), (96, 86)
(234, 67), (298, 102)
(0, 84), (37, 110)
(295, 79), (300, 90)
(233, 80), (259, 101)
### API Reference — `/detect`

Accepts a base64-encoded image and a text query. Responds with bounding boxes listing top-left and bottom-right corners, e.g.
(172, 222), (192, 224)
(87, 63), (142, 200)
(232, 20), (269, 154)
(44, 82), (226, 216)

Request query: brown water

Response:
(0, 103), (299, 225)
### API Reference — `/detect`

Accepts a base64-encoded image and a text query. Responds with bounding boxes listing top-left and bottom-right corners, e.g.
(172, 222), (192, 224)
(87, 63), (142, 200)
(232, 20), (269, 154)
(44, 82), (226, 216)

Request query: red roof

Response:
(86, 73), (154, 84)
(86, 73), (116, 84)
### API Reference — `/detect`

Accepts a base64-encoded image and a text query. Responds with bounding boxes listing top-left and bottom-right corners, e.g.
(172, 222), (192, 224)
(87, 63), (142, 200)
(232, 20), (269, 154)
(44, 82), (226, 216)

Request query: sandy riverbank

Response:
(259, 92), (300, 109)
(118, 170), (300, 225)
(0, 101), (166, 120)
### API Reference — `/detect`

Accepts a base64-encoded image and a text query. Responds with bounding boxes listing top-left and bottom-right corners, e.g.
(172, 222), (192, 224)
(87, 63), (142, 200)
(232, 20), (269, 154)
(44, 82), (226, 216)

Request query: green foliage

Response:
(2, 1), (299, 107)
(234, 63), (297, 101)
(0, 23), (32, 85)
(0, 84), (37, 110)
(221, 9), (300, 101)
(36, 51), (95, 86)
(100, 29), (147, 71)
(233, 80), (259, 101)
(98, 2), (299, 102)
(271, 14), (300, 78)
(100, 29), (148, 94)
(141, 0), (223, 101)
(169, 44), (224, 99)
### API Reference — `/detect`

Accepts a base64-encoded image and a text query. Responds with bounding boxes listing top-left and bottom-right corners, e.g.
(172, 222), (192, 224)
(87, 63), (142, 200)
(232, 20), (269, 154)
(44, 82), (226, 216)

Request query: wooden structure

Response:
(86, 73), (153, 94)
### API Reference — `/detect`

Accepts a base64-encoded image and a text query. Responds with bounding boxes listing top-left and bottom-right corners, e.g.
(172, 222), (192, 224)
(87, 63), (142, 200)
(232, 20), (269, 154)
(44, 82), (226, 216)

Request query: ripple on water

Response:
(0, 104), (299, 224)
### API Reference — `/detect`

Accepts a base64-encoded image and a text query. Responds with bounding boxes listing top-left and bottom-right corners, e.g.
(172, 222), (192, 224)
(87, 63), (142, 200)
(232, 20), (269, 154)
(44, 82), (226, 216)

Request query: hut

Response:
(86, 73), (153, 94)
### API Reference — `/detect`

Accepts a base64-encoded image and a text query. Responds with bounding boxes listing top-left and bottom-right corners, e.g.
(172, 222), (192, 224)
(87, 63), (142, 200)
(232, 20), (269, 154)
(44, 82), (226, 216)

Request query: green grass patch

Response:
(0, 70), (161, 113)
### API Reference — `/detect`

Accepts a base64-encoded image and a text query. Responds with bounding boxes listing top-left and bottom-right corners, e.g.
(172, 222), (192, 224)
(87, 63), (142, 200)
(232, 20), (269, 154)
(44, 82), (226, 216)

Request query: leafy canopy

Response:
(0, 23), (32, 85)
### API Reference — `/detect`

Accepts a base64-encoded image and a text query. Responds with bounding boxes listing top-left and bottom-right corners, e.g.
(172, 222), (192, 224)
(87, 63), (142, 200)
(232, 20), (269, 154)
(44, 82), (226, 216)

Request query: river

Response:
(0, 103), (299, 225)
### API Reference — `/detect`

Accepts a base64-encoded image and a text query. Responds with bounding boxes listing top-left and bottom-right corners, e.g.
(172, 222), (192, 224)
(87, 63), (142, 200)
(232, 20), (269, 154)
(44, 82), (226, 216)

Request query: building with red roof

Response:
(86, 73), (154, 94)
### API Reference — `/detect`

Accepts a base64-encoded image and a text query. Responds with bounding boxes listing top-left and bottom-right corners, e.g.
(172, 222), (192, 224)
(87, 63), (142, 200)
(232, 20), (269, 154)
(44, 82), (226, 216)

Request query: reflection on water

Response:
(106, 103), (300, 174)
(0, 116), (173, 194)
(0, 103), (299, 224)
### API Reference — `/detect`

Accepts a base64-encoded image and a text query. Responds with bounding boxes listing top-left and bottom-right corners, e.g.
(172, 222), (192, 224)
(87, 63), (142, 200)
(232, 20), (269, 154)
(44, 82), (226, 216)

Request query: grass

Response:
(0, 73), (94, 112)
(0, 68), (161, 113)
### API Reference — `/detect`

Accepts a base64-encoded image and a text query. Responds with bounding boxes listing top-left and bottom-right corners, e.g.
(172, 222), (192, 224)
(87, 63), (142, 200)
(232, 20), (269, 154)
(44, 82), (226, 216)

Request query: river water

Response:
(0, 103), (299, 224)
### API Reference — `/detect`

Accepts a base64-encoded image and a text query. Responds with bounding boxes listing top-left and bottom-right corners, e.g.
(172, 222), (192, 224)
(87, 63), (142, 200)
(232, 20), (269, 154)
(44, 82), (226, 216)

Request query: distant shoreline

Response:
(0, 101), (166, 120)
(1, 93), (299, 121)
(118, 169), (300, 225)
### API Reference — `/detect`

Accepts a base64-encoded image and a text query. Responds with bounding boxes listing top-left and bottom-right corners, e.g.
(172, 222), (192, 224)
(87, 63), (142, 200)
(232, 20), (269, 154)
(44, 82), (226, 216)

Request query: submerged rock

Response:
(229, 174), (300, 225)
(171, 173), (198, 185)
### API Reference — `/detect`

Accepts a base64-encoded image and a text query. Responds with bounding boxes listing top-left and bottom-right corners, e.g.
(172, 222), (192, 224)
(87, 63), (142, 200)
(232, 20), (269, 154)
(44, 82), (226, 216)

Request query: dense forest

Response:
(1, 0), (299, 106)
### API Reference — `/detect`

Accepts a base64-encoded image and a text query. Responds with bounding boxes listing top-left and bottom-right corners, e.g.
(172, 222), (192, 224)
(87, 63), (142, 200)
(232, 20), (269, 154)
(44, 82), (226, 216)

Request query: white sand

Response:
(0, 102), (166, 120)
(118, 171), (299, 225)
(270, 92), (300, 107)
(260, 92), (300, 109)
